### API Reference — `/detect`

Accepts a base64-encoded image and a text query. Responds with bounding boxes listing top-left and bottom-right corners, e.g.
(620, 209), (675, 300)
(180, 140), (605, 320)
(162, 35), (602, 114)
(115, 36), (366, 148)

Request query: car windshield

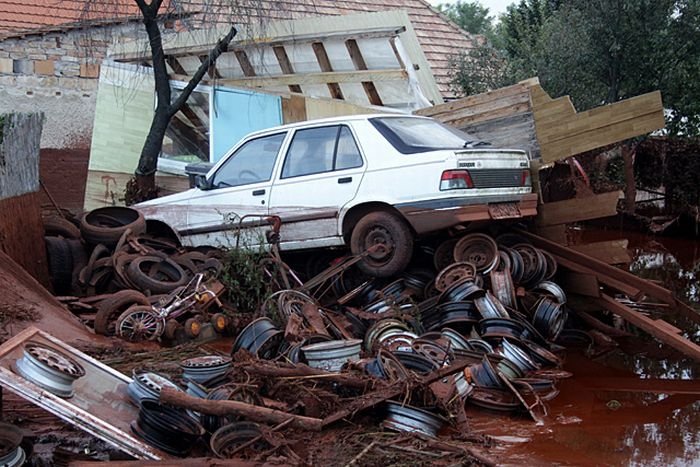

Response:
(369, 116), (488, 154)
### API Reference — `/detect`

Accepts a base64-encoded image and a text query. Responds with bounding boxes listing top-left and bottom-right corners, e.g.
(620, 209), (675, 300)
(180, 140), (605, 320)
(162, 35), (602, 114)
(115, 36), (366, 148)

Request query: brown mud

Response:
(472, 227), (700, 466)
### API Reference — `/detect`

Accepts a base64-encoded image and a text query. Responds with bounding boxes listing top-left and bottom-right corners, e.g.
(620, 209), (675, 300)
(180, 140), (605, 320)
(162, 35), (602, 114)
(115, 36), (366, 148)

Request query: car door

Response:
(183, 131), (287, 248)
(268, 124), (365, 247)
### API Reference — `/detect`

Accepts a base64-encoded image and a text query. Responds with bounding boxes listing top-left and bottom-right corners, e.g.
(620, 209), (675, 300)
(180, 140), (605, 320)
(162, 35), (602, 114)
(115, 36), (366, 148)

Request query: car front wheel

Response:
(350, 211), (413, 278)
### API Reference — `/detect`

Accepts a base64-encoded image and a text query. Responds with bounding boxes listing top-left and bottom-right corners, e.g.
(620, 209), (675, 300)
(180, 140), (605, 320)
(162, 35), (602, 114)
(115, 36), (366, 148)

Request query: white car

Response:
(137, 114), (537, 277)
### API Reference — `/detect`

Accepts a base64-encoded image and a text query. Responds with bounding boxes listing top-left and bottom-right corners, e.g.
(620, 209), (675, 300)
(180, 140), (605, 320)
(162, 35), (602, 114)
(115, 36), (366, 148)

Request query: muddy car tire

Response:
(350, 211), (413, 278)
(43, 216), (81, 239)
(45, 236), (74, 295)
(80, 207), (146, 247)
(94, 289), (151, 336)
(127, 255), (188, 294)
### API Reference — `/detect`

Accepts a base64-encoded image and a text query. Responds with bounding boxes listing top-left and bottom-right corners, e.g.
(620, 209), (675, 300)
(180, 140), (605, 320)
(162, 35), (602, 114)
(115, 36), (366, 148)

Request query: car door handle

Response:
(338, 177), (352, 184)
(252, 189), (265, 196)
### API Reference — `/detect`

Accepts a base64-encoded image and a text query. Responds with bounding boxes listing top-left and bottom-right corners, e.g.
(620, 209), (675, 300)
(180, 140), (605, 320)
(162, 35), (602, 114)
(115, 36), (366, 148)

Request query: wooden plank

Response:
(416, 82), (530, 118)
(540, 111), (664, 163)
(532, 96), (576, 126)
(445, 101), (531, 129)
(312, 42), (344, 99)
(272, 45), (302, 94)
(570, 239), (632, 265)
(515, 229), (680, 306)
(281, 95), (307, 124)
(560, 271), (601, 298)
(555, 255), (641, 298)
(596, 294), (700, 362)
(533, 224), (568, 244)
(537, 92), (663, 143)
(165, 56), (187, 76)
(434, 91), (530, 126)
(234, 50), (256, 76)
(213, 69), (407, 89)
(537, 191), (621, 226)
(345, 39), (382, 106)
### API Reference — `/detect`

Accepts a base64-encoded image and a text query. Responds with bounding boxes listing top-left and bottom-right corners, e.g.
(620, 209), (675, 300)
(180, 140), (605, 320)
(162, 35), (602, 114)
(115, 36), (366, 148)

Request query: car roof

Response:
(245, 113), (432, 138)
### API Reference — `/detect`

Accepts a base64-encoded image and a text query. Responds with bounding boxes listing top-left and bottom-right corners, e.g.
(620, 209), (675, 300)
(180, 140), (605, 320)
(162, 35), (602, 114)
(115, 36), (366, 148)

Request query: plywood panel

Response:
(84, 170), (189, 211)
(570, 239), (632, 265)
(304, 97), (378, 120)
(537, 191), (621, 226)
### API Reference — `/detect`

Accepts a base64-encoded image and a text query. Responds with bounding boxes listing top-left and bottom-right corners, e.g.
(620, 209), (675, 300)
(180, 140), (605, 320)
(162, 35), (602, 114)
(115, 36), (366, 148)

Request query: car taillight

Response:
(440, 170), (474, 190)
(521, 169), (531, 187)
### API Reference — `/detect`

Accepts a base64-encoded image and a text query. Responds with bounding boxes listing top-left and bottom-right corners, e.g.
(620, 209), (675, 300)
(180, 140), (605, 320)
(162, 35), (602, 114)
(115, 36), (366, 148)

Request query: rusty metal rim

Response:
(0, 422), (23, 458)
(127, 371), (182, 405)
(468, 388), (521, 412)
(440, 328), (471, 351)
(504, 247), (525, 284)
(438, 278), (485, 304)
(453, 233), (500, 273)
(133, 399), (204, 456)
(433, 238), (459, 271)
(532, 297), (567, 341)
(412, 338), (453, 366)
(377, 349), (411, 382)
(475, 292), (510, 319)
(364, 319), (412, 353)
(210, 422), (269, 459)
(435, 262), (477, 292)
(231, 317), (278, 355)
(383, 401), (446, 438)
(0, 446), (24, 467)
(498, 339), (540, 373)
(15, 342), (85, 398)
(392, 350), (440, 375)
(478, 318), (525, 340)
(519, 339), (562, 367)
(532, 281), (567, 305)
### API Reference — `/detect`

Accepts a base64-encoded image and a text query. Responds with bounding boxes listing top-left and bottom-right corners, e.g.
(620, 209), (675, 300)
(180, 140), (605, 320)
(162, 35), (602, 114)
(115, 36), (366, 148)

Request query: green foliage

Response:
(448, 43), (512, 96)
(219, 246), (271, 314)
(438, 1), (494, 36)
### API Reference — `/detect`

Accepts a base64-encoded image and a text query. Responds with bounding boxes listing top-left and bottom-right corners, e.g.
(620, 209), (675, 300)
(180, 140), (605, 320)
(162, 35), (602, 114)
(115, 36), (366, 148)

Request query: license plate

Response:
(489, 202), (521, 219)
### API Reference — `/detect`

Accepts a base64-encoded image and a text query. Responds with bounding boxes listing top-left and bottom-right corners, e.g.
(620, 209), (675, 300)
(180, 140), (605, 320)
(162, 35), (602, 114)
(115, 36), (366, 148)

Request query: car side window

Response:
(335, 126), (363, 171)
(281, 125), (364, 179)
(211, 132), (286, 188)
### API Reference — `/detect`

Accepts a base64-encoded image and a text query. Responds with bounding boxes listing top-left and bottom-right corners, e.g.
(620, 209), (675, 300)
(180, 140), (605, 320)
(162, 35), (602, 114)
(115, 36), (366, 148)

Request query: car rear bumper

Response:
(394, 193), (538, 235)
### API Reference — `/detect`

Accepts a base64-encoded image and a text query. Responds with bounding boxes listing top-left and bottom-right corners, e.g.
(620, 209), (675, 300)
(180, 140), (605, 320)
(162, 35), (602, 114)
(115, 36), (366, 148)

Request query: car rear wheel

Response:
(350, 211), (413, 278)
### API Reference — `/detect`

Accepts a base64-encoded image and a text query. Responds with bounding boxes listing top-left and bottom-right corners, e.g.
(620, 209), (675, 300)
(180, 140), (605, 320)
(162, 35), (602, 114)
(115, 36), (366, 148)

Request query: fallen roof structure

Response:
(109, 10), (442, 111)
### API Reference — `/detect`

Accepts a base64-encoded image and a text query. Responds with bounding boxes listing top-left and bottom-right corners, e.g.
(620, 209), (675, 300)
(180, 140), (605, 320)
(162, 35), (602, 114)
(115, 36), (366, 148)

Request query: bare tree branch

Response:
(169, 26), (238, 117)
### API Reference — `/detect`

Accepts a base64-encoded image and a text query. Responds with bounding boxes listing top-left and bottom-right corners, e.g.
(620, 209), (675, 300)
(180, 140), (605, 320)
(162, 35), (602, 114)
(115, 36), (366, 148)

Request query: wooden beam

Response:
(570, 239), (632, 265)
(515, 230), (691, 313)
(596, 294), (700, 362)
(345, 39), (382, 106)
(312, 42), (344, 100)
(416, 83), (530, 118)
(560, 271), (601, 298)
(213, 69), (407, 88)
(165, 56), (187, 75)
(234, 50), (256, 76)
(536, 191), (621, 226)
(272, 45), (302, 94)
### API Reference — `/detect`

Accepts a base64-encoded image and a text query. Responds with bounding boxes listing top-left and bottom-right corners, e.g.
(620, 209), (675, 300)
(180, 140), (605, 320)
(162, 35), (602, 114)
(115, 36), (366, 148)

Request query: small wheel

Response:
(184, 317), (202, 338)
(350, 211), (413, 278)
(210, 313), (228, 333)
(164, 319), (182, 340)
(116, 305), (164, 341)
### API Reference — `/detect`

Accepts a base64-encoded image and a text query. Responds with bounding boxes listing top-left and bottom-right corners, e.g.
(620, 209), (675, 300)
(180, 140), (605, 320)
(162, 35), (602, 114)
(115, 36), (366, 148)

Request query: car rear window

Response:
(369, 116), (486, 154)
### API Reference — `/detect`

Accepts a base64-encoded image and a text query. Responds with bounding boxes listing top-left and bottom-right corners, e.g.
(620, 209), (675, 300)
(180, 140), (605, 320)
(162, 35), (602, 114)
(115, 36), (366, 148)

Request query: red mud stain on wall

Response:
(0, 191), (50, 287)
(39, 148), (89, 214)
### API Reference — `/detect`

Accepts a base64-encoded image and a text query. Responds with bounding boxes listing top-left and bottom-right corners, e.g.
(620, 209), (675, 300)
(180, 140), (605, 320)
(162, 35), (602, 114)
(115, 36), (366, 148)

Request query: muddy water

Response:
(471, 228), (700, 466)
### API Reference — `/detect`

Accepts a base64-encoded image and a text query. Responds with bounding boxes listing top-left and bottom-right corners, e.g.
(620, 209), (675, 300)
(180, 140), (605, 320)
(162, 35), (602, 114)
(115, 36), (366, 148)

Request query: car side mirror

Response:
(195, 176), (213, 191)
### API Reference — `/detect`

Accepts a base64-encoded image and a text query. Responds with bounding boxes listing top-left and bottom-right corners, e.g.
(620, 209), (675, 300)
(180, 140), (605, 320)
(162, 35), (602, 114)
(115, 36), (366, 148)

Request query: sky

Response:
(427, 0), (515, 18)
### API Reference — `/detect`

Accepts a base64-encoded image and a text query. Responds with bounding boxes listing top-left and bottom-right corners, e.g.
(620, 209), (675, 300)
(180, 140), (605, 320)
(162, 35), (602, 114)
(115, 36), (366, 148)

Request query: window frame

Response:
(210, 131), (287, 189)
(280, 124), (364, 180)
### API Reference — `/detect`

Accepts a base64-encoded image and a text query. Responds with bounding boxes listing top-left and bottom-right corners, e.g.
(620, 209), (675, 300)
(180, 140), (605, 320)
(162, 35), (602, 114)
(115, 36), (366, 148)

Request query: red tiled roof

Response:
(0, 0), (473, 97)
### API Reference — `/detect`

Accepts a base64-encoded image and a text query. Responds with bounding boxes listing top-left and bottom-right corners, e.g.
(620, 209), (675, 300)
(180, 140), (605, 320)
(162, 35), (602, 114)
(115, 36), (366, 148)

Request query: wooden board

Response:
(596, 294), (700, 362)
(84, 170), (190, 211)
(536, 191), (621, 226)
(281, 95), (307, 124)
(416, 82), (530, 118)
(533, 90), (665, 163)
(570, 239), (632, 265)
(533, 224), (568, 244)
(559, 271), (601, 298)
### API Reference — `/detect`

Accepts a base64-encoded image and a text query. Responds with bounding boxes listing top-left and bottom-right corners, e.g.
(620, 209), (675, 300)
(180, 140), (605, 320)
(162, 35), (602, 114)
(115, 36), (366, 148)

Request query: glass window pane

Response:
(335, 126), (363, 170)
(211, 132), (285, 188)
(162, 88), (210, 163)
(282, 126), (338, 178)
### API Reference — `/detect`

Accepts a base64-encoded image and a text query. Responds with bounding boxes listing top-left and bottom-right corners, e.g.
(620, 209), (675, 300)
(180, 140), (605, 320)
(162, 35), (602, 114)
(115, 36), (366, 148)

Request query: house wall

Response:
(0, 23), (143, 213)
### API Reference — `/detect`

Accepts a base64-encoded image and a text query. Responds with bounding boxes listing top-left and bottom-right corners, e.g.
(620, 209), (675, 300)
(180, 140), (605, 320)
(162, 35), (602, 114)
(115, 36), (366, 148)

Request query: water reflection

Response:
(480, 228), (700, 466)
